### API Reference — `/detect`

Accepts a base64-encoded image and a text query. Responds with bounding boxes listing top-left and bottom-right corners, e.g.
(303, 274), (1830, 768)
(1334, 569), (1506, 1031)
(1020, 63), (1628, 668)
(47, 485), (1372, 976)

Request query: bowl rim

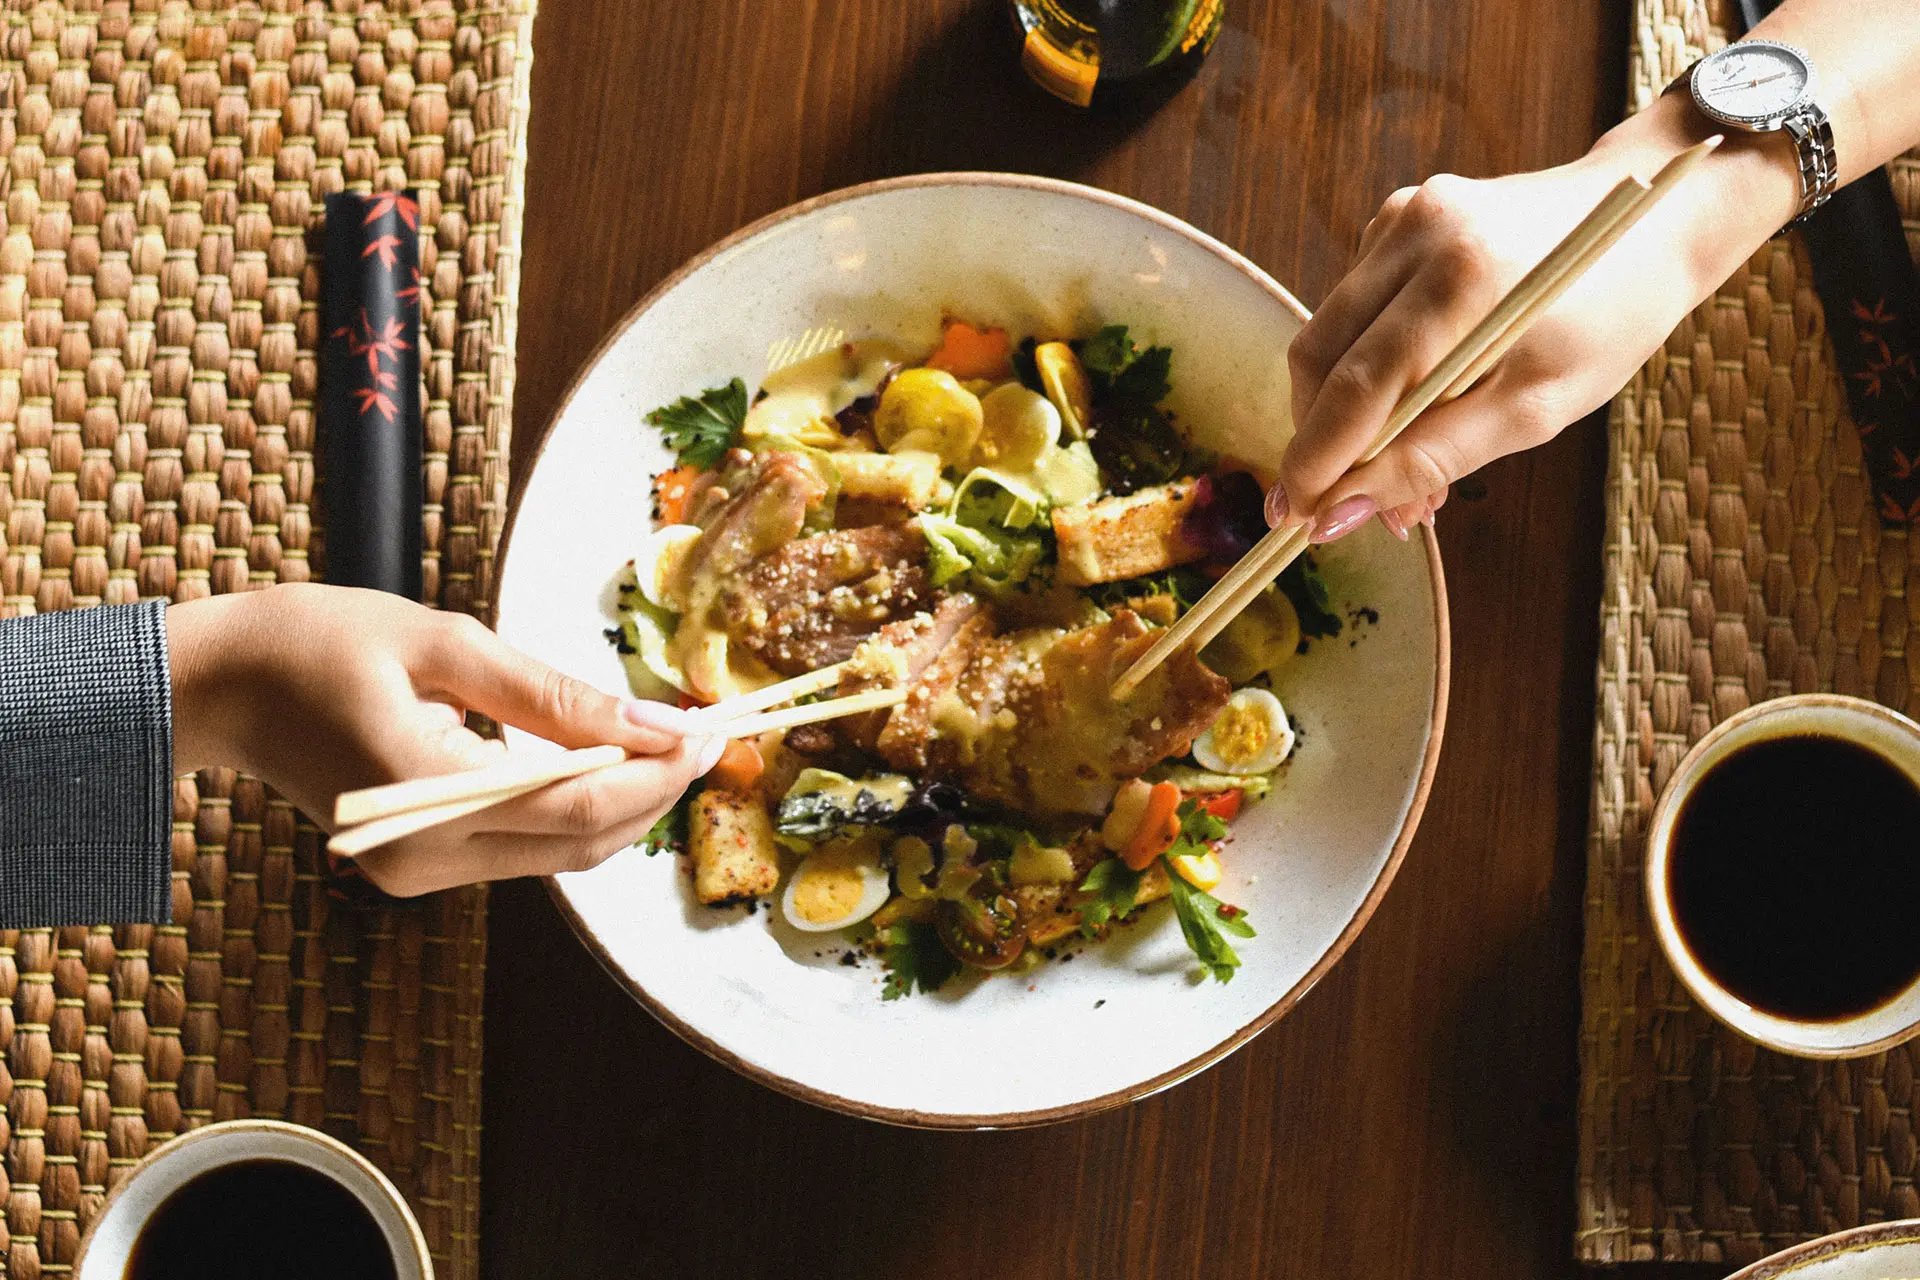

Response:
(493, 170), (1452, 1129)
(1723, 1219), (1920, 1279)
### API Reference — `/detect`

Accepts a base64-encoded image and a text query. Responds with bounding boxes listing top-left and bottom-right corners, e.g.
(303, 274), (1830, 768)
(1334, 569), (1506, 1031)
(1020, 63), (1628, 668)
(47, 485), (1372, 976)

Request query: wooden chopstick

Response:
(683, 660), (848, 727)
(327, 677), (903, 857)
(330, 778), (566, 857)
(334, 744), (628, 829)
(1113, 137), (1720, 696)
(702, 685), (905, 739)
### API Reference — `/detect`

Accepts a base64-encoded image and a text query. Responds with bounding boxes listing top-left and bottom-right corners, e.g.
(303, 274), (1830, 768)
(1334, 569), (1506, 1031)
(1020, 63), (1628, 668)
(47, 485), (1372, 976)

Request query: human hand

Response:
(1269, 95), (1802, 541)
(166, 582), (722, 896)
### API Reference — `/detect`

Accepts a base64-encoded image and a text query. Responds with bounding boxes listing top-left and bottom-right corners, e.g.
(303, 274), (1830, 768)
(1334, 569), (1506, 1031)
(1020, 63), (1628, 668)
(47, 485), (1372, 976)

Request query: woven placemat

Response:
(1575, 0), (1920, 1265)
(0, 1), (536, 1275)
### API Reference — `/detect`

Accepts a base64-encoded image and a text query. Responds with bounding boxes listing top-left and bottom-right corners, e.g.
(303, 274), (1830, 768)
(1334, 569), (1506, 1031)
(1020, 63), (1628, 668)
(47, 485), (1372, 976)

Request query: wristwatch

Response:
(1666, 39), (1836, 228)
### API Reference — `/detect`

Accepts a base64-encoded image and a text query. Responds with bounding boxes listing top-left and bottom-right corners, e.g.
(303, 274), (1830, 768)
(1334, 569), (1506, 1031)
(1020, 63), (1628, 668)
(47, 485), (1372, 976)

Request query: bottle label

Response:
(1022, 28), (1098, 107)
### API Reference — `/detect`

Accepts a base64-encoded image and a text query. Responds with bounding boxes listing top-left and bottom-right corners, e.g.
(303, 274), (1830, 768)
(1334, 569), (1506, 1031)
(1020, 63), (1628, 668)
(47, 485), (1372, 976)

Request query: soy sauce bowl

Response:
(73, 1119), (433, 1280)
(1644, 693), (1920, 1059)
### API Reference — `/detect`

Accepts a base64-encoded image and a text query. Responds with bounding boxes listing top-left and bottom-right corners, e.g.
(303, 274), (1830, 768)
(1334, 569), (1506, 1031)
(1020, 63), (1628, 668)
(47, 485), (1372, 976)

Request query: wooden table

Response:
(484, 2), (1673, 1276)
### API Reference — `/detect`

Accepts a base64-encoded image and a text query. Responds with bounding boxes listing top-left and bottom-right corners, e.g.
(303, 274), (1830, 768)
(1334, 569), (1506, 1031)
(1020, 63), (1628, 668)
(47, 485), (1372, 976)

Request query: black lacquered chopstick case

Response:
(1797, 173), (1920, 525)
(319, 190), (424, 598)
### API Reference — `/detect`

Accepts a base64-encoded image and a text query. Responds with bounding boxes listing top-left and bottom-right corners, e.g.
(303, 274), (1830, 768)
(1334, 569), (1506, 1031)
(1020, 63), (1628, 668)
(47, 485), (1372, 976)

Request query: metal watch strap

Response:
(1782, 101), (1837, 226)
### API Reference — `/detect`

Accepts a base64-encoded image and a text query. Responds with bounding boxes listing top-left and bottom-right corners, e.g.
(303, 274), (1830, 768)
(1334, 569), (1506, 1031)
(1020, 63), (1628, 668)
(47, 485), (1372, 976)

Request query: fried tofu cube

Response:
(1050, 480), (1203, 587)
(690, 788), (781, 905)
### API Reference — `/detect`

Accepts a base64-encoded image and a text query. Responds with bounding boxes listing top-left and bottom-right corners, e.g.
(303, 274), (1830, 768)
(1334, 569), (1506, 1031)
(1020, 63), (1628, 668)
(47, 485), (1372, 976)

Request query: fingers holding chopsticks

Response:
(350, 738), (715, 897)
(1269, 152), (1703, 540)
(422, 610), (690, 757)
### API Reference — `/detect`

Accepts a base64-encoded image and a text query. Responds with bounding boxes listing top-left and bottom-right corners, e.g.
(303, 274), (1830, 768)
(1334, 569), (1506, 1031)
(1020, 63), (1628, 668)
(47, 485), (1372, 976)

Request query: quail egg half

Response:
(781, 835), (893, 933)
(1191, 687), (1296, 776)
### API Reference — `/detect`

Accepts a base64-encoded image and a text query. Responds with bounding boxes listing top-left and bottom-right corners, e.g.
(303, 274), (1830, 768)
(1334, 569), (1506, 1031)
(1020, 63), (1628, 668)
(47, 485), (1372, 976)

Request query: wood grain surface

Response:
(484, 1), (1655, 1276)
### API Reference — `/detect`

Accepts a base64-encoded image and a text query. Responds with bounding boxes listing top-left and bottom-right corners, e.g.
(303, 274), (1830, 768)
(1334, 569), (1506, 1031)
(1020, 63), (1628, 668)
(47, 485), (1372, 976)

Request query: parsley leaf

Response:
(1110, 343), (1171, 405)
(1168, 799), (1228, 854)
(637, 798), (690, 857)
(879, 922), (962, 1000)
(1165, 871), (1254, 983)
(1277, 553), (1342, 640)
(1074, 325), (1174, 405)
(1088, 401), (1186, 493)
(1161, 799), (1253, 983)
(645, 378), (748, 469)
(1076, 325), (1136, 381)
(1077, 858), (1142, 936)
(1085, 565), (1212, 614)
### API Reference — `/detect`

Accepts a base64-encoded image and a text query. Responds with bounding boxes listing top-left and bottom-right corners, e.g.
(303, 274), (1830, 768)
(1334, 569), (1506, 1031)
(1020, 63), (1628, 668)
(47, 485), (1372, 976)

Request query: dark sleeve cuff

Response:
(0, 601), (174, 927)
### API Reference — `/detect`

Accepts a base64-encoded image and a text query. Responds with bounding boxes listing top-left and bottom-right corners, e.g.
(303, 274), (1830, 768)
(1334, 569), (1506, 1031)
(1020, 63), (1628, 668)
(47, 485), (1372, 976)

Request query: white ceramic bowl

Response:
(1727, 1221), (1920, 1280)
(495, 173), (1449, 1127)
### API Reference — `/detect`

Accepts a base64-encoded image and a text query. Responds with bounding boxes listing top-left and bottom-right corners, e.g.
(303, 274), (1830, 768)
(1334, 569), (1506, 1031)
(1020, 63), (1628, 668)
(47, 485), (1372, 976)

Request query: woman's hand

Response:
(1269, 93), (1803, 541)
(166, 583), (722, 897)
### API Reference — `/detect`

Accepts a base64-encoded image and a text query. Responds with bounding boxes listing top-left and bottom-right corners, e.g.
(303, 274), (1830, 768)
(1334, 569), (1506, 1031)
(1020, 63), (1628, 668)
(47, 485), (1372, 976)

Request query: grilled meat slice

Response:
(722, 524), (933, 676)
(842, 595), (991, 752)
(671, 451), (829, 604)
(669, 451), (832, 700)
(874, 609), (1230, 816)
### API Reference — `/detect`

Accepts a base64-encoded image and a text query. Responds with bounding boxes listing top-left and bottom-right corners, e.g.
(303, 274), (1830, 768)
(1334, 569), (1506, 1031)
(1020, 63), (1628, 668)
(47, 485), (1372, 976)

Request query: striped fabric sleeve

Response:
(0, 601), (174, 927)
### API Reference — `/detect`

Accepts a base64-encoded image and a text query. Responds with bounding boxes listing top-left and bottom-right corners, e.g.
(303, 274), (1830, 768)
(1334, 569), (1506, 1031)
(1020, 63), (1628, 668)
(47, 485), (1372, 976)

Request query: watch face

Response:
(1694, 42), (1813, 124)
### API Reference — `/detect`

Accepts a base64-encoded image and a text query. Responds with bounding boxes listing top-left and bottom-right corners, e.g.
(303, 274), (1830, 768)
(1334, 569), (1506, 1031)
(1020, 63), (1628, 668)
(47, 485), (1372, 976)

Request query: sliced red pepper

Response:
(1188, 789), (1244, 822)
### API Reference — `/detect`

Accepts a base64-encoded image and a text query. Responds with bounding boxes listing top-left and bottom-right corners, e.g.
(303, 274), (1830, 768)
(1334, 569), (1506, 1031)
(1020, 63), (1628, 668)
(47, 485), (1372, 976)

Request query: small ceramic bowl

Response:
(1726, 1219), (1920, 1279)
(1645, 692), (1920, 1058)
(495, 172), (1450, 1127)
(72, 1119), (433, 1279)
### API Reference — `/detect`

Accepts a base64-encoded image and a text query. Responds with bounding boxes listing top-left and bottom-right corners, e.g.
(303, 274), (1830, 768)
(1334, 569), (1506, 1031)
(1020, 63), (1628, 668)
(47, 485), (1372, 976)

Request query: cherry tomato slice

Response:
(936, 894), (1026, 971)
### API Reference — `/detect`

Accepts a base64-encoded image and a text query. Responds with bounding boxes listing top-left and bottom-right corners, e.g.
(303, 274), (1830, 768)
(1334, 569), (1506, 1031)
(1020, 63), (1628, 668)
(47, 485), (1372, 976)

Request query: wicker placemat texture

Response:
(1575, 0), (1920, 1264)
(0, 1), (537, 1275)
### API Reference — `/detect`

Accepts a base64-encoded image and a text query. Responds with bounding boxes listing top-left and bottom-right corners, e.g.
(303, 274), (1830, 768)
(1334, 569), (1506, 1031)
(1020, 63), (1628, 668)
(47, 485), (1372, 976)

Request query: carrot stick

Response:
(1121, 781), (1183, 870)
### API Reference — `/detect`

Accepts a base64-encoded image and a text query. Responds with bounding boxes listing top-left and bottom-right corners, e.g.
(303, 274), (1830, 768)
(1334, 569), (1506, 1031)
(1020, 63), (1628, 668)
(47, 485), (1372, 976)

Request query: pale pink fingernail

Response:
(695, 736), (727, 774)
(621, 700), (695, 735)
(1379, 509), (1410, 542)
(1263, 483), (1291, 529)
(1421, 507), (1437, 528)
(1310, 495), (1376, 544)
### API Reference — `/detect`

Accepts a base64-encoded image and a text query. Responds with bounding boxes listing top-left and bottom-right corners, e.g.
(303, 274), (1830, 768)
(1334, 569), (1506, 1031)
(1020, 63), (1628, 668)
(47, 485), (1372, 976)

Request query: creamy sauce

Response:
(742, 341), (907, 446)
(787, 770), (913, 811)
(668, 622), (781, 702)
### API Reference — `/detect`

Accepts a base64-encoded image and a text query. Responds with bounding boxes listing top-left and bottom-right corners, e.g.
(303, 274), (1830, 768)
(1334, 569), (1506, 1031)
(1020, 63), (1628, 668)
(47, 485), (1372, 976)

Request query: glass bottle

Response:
(1011, 0), (1224, 108)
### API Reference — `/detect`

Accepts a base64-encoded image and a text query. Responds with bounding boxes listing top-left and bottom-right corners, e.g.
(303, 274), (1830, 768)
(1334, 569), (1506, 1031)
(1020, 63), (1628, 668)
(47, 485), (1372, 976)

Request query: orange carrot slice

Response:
(1121, 781), (1183, 870)
(706, 739), (764, 792)
(925, 320), (1013, 381)
(654, 464), (702, 525)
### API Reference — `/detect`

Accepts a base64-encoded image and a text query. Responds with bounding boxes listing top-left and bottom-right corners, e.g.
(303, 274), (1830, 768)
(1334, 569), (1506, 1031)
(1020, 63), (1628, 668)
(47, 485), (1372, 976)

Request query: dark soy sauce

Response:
(124, 1158), (397, 1280)
(1669, 734), (1920, 1022)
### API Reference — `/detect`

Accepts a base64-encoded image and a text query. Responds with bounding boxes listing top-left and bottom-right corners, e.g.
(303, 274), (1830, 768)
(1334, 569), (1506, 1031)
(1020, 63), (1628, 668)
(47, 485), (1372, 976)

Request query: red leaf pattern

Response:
(1838, 292), (1920, 524)
(328, 191), (420, 430)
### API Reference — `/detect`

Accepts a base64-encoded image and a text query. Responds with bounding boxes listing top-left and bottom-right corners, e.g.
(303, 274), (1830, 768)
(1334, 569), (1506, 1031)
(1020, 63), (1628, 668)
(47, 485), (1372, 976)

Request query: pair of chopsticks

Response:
(327, 660), (899, 857)
(1114, 136), (1723, 697)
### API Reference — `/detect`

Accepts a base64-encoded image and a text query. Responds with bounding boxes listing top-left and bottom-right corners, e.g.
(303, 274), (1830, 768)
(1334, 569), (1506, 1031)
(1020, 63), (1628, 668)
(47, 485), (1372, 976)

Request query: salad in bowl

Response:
(610, 316), (1343, 996)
